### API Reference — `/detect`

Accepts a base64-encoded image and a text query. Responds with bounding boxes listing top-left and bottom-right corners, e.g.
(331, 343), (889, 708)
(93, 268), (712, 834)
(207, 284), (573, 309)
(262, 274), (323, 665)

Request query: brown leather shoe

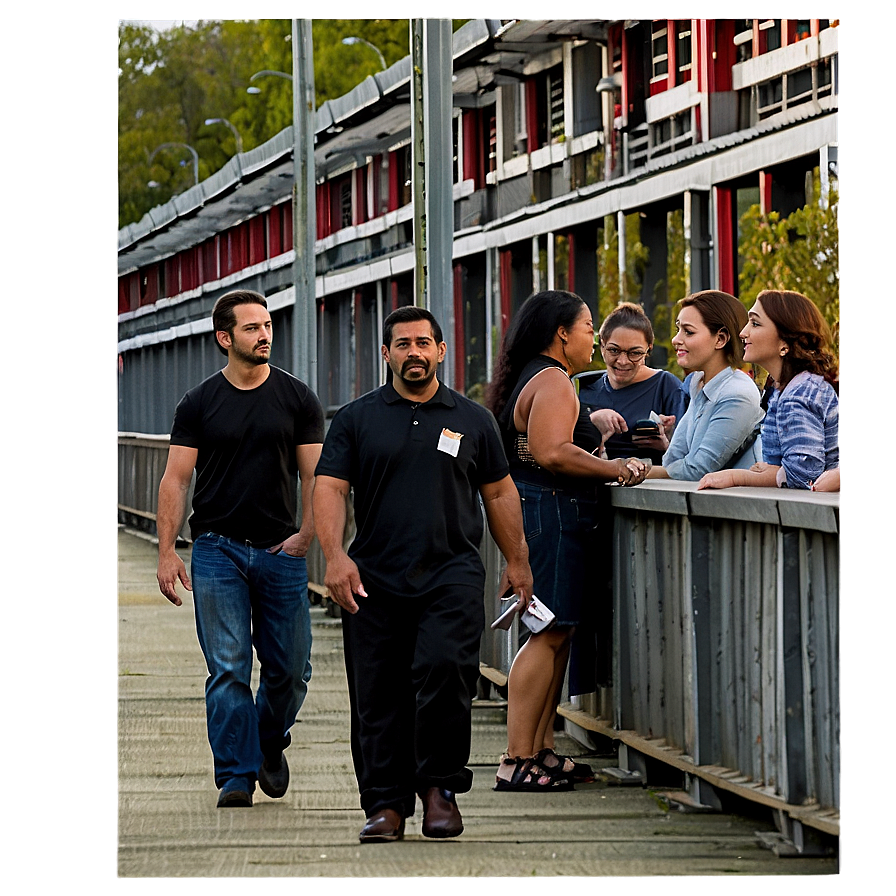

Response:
(419, 787), (463, 838)
(358, 807), (405, 843)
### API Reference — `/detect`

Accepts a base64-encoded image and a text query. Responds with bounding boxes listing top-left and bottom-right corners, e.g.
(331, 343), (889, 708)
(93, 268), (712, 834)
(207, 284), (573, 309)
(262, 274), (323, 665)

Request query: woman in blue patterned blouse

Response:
(698, 289), (839, 492)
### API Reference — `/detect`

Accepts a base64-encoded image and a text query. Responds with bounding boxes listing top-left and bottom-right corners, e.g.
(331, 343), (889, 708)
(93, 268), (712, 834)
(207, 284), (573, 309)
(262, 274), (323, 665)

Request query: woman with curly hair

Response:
(698, 289), (839, 491)
(487, 290), (648, 791)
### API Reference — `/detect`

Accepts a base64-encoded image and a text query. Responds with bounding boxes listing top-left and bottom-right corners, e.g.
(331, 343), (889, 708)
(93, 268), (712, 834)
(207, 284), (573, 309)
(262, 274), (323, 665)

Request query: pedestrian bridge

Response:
(118, 434), (839, 871)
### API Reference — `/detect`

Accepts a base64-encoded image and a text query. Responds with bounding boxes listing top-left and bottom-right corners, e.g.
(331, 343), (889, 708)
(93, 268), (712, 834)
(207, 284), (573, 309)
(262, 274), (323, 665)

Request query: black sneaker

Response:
(258, 752), (289, 798)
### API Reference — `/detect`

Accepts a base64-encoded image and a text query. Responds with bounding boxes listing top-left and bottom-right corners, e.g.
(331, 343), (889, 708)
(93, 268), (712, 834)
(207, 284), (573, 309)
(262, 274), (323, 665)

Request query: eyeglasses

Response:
(600, 345), (648, 362)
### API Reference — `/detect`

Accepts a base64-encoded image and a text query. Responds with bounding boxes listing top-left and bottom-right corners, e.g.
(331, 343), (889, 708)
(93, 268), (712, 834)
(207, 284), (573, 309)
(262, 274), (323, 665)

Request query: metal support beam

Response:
(411, 19), (455, 386)
(292, 19), (317, 391)
(411, 21), (426, 310)
(424, 19), (456, 387)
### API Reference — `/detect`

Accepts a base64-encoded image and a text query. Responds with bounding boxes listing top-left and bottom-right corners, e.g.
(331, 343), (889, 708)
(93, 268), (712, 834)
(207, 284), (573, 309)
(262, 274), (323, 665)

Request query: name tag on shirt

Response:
(438, 428), (464, 457)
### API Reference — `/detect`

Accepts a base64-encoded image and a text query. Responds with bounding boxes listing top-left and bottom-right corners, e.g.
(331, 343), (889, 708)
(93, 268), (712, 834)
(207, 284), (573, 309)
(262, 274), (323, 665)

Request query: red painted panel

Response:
(388, 149), (400, 212)
(249, 216), (266, 265)
(453, 262), (465, 392)
(525, 78), (540, 152)
(715, 187), (735, 296)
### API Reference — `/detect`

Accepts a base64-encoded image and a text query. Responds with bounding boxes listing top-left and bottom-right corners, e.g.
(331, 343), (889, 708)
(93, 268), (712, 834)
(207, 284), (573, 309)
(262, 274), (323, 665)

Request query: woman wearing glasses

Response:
(697, 289), (839, 492)
(577, 303), (688, 466)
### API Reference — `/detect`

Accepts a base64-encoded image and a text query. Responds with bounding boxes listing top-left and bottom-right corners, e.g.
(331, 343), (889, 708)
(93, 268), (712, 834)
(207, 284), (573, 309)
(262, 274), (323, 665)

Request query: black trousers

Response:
(341, 581), (484, 817)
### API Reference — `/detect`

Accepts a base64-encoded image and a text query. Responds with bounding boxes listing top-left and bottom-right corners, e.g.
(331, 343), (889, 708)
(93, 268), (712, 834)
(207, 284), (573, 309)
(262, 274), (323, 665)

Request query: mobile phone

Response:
(492, 600), (520, 631)
(490, 596), (521, 630)
(633, 419), (659, 437)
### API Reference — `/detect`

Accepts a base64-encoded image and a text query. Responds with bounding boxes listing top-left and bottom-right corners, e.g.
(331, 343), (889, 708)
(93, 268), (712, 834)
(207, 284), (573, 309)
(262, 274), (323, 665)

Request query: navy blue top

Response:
(577, 369), (688, 465)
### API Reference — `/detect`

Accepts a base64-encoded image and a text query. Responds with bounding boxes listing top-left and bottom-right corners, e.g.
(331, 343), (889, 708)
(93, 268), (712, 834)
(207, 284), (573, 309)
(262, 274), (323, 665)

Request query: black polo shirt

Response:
(315, 381), (510, 596)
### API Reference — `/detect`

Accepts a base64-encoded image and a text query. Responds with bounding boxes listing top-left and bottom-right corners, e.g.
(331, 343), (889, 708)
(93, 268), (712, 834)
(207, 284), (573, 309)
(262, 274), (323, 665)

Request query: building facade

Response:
(118, 18), (838, 433)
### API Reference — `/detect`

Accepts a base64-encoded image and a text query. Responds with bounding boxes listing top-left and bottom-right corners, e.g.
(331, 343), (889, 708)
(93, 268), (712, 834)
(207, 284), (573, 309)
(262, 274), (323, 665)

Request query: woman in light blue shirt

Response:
(648, 290), (764, 481)
(698, 289), (839, 491)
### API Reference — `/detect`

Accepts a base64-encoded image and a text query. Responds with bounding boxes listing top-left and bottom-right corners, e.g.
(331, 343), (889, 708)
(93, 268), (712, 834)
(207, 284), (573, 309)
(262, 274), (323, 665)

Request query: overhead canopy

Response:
(118, 18), (613, 275)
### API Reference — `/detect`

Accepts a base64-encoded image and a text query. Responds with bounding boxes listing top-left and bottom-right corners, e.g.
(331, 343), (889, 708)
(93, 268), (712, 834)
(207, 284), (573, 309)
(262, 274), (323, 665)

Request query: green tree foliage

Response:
(650, 208), (687, 372)
(737, 170), (839, 353)
(588, 214), (650, 373)
(119, 19), (415, 228)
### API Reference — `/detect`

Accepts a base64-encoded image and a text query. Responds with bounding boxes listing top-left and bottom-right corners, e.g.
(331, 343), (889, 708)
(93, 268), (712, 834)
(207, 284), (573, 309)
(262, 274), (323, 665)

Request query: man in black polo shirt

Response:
(314, 306), (533, 843)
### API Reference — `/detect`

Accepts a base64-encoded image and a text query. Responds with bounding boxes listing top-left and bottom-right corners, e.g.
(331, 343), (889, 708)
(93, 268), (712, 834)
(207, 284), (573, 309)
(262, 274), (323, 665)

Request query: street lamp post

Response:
(148, 142), (199, 186)
(341, 36), (387, 71)
(204, 117), (244, 154)
(247, 69), (293, 94)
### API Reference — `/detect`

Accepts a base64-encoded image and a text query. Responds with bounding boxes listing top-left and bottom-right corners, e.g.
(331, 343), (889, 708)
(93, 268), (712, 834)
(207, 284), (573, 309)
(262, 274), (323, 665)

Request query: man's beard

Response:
(232, 342), (271, 366)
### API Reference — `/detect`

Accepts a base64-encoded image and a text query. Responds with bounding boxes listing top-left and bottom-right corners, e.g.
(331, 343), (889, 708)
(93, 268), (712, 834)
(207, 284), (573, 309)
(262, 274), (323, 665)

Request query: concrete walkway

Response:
(118, 528), (837, 879)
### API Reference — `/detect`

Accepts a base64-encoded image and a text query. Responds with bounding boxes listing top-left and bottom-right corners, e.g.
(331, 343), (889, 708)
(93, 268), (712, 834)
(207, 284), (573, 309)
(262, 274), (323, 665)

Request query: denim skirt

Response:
(515, 480), (602, 627)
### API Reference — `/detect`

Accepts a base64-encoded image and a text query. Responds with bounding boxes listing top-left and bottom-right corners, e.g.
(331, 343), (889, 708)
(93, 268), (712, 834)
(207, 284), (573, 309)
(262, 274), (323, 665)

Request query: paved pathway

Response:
(118, 528), (837, 879)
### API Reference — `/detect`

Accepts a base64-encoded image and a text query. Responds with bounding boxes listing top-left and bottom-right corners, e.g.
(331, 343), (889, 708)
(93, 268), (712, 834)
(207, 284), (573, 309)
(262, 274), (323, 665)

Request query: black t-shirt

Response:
(170, 366), (324, 546)
(315, 381), (509, 596)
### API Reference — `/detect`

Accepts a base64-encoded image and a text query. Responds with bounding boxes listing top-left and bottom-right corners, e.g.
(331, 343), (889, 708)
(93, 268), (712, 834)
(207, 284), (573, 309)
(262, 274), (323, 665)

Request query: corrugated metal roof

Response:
(119, 20), (512, 275)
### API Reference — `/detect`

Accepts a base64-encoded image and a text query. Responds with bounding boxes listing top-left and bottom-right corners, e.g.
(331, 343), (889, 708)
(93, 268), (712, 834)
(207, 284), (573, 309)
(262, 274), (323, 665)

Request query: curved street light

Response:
(247, 69), (293, 94)
(148, 142), (199, 186)
(204, 117), (244, 154)
(341, 36), (387, 71)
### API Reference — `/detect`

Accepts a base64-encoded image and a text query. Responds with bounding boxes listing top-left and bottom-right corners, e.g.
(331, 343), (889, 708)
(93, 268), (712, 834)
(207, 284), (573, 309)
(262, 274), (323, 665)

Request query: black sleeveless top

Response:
(497, 355), (602, 493)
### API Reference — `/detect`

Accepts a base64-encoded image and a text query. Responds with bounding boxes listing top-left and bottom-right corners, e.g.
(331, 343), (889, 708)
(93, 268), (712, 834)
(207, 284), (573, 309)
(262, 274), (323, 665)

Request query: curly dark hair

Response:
(486, 290), (587, 419)
(755, 289), (838, 390)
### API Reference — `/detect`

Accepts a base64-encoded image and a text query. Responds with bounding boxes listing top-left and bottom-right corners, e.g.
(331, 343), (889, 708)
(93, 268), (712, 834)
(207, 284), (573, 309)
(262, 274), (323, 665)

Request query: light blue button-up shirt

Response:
(662, 366), (764, 480)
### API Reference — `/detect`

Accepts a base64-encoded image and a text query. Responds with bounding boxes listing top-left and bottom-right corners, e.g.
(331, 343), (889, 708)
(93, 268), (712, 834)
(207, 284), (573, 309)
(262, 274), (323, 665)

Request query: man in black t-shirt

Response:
(314, 306), (533, 843)
(157, 289), (324, 808)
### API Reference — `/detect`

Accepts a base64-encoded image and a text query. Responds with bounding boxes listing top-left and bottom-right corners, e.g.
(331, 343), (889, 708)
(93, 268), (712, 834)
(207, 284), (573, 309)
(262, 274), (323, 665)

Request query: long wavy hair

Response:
(486, 289), (587, 419)
(755, 289), (838, 390)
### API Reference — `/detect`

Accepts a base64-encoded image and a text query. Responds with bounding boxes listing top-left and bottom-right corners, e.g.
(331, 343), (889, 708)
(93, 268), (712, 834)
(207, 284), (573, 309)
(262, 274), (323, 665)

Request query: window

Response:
(328, 173), (353, 232)
(733, 19), (753, 63)
(651, 22), (669, 81)
(758, 19), (781, 53)
(548, 66), (564, 141)
(787, 68), (814, 107)
(339, 178), (353, 229)
(394, 145), (412, 208)
(513, 82), (527, 156)
(757, 78), (784, 119)
(675, 21), (692, 84)
(651, 110), (696, 157)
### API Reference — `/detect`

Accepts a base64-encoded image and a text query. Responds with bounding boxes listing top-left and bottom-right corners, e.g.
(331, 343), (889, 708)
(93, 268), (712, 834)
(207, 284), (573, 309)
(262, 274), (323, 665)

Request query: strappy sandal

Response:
(535, 748), (594, 783)
(493, 755), (574, 792)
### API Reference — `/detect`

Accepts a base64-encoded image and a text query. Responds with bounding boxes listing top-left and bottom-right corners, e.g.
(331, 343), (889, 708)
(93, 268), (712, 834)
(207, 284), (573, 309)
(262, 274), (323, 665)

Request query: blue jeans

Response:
(190, 532), (313, 791)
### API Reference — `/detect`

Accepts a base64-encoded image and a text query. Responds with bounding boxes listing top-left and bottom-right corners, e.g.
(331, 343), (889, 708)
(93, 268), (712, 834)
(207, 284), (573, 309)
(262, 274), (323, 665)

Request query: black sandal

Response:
(535, 748), (594, 783)
(493, 755), (574, 792)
